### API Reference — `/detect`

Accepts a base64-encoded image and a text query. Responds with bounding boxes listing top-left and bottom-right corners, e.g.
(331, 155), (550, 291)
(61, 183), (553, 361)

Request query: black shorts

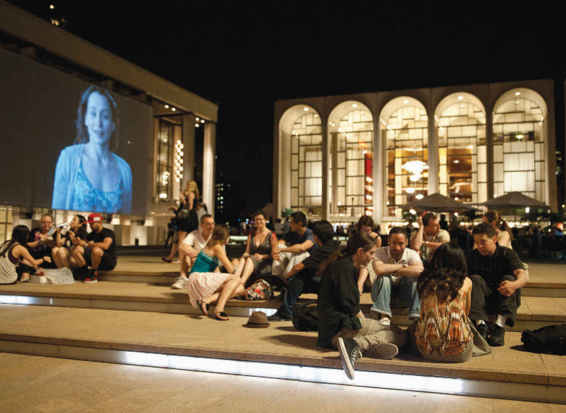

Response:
(84, 247), (117, 271)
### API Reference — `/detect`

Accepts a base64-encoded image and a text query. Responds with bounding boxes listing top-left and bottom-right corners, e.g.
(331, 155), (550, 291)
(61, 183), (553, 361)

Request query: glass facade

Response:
(290, 112), (323, 215)
(382, 99), (428, 218)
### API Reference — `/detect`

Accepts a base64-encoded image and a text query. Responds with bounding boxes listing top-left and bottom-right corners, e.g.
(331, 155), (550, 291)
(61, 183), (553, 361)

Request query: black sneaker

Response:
(337, 337), (362, 380)
(475, 321), (489, 341)
(267, 311), (291, 321)
(488, 325), (505, 347)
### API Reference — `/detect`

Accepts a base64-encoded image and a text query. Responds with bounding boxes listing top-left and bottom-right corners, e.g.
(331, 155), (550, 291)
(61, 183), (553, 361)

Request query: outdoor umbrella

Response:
(401, 193), (477, 213)
(482, 192), (548, 209)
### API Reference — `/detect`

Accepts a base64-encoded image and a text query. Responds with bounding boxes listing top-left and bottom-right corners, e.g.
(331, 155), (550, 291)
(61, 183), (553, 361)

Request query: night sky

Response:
(7, 1), (566, 215)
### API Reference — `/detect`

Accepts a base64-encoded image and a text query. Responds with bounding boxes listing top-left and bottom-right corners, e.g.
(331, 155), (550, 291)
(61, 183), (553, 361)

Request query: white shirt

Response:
(181, 229), (211, 252)
(372, 246), (423, 283)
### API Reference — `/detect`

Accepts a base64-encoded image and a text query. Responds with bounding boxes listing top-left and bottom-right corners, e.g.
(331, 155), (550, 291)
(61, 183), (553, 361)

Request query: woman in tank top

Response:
(186, 225), (245, 320)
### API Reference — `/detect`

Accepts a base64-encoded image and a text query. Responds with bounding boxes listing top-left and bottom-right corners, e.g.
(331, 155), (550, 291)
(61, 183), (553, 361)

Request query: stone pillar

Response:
(486, 110), (494, 200)
(182, 114), (195, 185)
(321, 119), (329, 220)
(203, 122), (216, 217)
(374, 121), (384, 223)
(428, 113), (439, 194)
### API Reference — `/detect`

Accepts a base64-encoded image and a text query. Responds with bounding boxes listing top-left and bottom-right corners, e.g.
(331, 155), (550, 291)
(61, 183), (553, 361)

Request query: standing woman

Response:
(186, 226), (245, 320)
(52, 85), (132, 214)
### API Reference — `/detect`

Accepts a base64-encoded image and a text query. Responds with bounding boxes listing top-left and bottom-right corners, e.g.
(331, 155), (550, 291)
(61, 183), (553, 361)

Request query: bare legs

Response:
(201, 259), (247, 320)
(52, 247), (70, 268)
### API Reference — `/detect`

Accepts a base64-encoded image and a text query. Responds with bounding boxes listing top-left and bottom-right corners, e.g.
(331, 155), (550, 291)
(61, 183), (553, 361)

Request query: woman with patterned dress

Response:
(186, 225), (244, 320)
(412, 243), (489, 362)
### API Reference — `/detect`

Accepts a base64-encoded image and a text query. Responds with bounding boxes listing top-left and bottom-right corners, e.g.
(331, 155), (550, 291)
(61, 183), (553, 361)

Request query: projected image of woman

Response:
(52, 86), (132, 213)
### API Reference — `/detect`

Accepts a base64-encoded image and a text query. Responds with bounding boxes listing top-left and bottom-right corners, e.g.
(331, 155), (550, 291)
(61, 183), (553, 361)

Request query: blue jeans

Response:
(371, 275), (420, 319)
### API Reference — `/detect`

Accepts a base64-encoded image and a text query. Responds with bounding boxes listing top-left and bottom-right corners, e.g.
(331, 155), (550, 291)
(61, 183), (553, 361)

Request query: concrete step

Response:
(1, 281), (566, 332)
(0, 305), (565, 404)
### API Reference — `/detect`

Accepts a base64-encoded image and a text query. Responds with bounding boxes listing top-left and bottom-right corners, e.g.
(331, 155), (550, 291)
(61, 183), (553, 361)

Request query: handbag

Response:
(245, 278), (273, 300)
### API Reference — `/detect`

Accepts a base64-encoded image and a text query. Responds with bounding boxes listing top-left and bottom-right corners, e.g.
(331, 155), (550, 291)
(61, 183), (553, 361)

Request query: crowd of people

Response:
(0, 212), (117, 284)
(164, 208), (528, 380)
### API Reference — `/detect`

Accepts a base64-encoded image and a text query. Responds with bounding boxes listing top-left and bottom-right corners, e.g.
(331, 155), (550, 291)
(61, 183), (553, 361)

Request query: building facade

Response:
(274, 80), (557, 225)
(0, 1), (217, 245)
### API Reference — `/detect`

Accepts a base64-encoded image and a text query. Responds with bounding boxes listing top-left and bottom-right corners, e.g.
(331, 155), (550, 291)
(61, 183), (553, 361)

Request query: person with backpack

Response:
(0, 225), (49, 284)
(411, 243), (490, 362)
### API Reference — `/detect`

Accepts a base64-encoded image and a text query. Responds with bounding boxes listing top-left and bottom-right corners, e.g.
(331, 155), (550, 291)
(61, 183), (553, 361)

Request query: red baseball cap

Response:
(88, 213), (103, 224)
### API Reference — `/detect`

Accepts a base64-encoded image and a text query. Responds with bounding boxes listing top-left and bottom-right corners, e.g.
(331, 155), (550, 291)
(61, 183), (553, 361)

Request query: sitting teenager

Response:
(369, 227), (424, 326)
(467, 222), (528, 346)
(273, 211), (314, 278)
(318, 231), (407, 380)
(0, 225), (50, 283)
(482, 211), (512, 249)
(237, 211), (280, 288)
(171, 214), (215, 289)
(27, 214), (57, 269)
(71, 213), (117, 283)
(268, 220), (339, 321)
(186, 225), (245, 321)
(410, 212), (450, 264)
(412, 243), (489, 362)
(356, 215), (382, 248)
(52, 215), (88, 268)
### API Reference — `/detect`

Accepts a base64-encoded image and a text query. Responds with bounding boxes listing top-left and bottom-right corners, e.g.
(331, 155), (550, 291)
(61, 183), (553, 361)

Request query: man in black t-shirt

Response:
(71, 213), (117, 283)
(467, 222), (528, 347)
(273, 211), (315, 278)
(269, 220), (339, 321)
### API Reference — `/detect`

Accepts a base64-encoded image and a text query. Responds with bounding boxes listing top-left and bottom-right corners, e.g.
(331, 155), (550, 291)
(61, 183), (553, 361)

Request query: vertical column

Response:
(321, 119), (329, 220)
(203, 122), (216, 217)
(428, 112), (439, 194)
(182, 114), (196, 185)
(374, 120), (384, 223)
(486, 109), (494, 200)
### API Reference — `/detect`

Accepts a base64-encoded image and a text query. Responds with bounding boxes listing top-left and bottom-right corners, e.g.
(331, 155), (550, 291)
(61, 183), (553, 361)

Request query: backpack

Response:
(521, 324), (566, 355)
(292, 302), (319, 331)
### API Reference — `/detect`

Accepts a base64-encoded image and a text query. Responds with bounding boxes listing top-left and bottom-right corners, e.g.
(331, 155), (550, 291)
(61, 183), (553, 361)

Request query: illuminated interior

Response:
(328, 102), (374, 218)
(492, 88), (546, 201)
(381, 97), (428, 218)
(436, 92), (487, 203)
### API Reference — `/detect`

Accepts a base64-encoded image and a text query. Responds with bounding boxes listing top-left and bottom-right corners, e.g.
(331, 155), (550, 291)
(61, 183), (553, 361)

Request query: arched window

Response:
(492, 88), (546, 201)
(328, 102), (374, 218)
(290, 109), (323, 214)
(436, 93), (487, 203)
(380, 97), (428, 217)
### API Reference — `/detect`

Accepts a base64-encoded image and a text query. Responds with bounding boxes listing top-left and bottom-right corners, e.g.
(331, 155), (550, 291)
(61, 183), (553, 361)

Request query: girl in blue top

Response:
(187, 225), (244, 320)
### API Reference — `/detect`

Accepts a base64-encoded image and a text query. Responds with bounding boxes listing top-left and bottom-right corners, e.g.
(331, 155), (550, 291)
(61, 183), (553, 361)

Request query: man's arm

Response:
(498, 268), (529, 297)
(89, 237), (113, 251)
(410, 217), (424, 251)
(280, 239), (314, 254)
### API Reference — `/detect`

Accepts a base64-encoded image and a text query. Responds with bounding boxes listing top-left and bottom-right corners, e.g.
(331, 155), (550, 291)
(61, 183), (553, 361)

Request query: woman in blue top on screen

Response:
(52, 85), (132, 213)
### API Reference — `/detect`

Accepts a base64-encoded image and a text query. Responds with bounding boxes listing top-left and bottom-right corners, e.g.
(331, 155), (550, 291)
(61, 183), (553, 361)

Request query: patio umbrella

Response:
(401, 193), (477, 213)
(482, 192), (548, 209)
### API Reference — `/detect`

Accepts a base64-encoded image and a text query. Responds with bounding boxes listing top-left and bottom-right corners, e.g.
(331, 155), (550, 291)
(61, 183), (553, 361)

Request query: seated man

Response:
(171, 214), (215, 289)
(72, 213), (116, 283)
(269, 220), (339, 321)
(410, 212), (450, 264)
(370, 227), (424, 326)
(467, 222), (528, 346)
(273, 211), (314, 277)
(317, 231), (407, 380)
(27, 214), (57, 269)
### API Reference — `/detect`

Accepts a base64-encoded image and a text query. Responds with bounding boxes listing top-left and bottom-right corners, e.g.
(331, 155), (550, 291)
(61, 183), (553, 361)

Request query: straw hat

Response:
(243, 311), (270, 328)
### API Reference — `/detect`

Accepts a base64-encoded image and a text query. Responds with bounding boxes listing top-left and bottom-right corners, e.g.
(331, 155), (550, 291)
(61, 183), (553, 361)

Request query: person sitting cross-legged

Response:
(369, 227), (424, 326)
(268, 220), (339, 321)
(466, 222), (528, 347)
(71, 213), (116, 283)
(171, 214), (215, 290)
(317, 231), (407, 380)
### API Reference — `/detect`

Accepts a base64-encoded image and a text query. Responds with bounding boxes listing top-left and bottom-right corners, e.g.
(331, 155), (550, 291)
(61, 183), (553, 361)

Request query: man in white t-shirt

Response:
(171, 214), (214, 289)
(370, 227), (424, 325)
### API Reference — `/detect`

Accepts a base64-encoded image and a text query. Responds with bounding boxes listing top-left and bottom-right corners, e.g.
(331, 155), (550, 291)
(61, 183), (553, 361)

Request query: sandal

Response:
(197, 300), (208, 316)
(161, 257), (173, 263)
(214, 312), (229, 321)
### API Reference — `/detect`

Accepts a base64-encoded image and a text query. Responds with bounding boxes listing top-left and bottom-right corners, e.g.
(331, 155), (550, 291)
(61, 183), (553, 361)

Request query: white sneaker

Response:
(379, 316), (391, 327)
(171, 276), (188, 289)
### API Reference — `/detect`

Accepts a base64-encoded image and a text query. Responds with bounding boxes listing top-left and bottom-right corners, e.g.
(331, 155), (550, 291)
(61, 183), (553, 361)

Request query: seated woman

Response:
(186, 225), (245, 321)
(236, 211), (280, 290)
(0, 225), (50, 283)
(412, 243), (489, 362)
(52, 215), (88, 268)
